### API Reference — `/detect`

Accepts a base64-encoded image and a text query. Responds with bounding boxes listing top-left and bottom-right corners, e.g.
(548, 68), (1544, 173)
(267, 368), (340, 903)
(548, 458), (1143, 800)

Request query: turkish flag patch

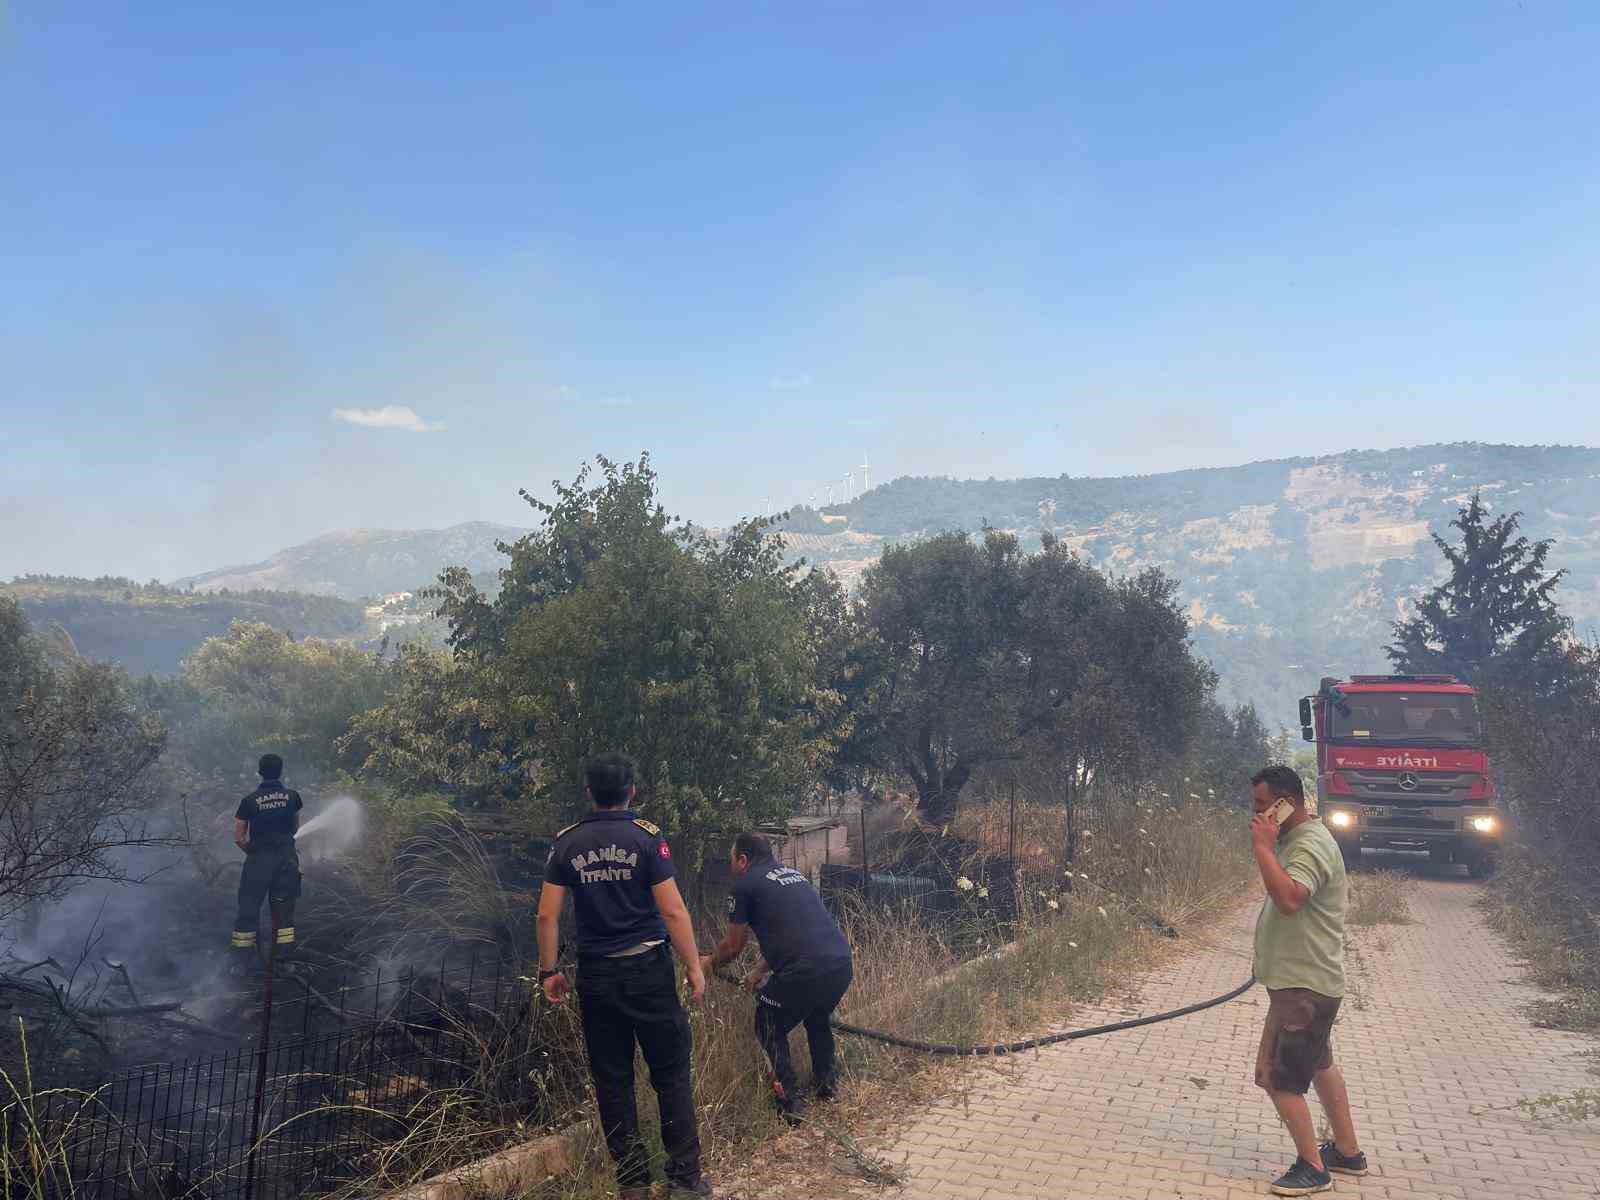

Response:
(659, 841), (671, 859)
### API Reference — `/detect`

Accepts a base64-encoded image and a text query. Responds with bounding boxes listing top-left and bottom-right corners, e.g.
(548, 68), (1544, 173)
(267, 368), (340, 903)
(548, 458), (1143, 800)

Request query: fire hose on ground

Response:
(712, 969), (1257, 1056)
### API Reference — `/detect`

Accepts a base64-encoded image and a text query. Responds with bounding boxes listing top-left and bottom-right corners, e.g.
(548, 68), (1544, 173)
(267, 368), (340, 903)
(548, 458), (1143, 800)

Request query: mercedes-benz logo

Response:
(1398, 772), (1419, 792)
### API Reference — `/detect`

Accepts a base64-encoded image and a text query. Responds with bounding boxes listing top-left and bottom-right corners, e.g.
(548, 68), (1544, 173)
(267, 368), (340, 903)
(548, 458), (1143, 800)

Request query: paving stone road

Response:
(791, 872), (1600, 1200)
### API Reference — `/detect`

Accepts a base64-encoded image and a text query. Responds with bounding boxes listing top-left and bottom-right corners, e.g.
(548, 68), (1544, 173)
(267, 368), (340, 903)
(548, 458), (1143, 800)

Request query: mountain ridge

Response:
(173, 521), (528, 598)
(151, 442), (1600, 721)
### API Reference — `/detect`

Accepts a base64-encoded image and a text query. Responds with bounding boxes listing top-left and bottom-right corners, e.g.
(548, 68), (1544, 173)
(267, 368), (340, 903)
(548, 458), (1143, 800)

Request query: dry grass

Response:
(1348, 871), (1416, 927)
(1481, 842), (1600, 1034)
(2, 791), (1257, 1200)
(501, 791), (1255, 1200)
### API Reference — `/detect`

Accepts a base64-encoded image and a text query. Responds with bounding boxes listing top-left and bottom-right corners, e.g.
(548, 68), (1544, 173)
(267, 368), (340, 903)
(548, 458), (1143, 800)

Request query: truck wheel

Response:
(1468, 855), (1498, 880)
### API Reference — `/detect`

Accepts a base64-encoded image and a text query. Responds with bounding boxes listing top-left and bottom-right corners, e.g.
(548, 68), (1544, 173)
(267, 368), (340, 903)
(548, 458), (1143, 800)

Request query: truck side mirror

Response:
(1298, 697), (1314, 742)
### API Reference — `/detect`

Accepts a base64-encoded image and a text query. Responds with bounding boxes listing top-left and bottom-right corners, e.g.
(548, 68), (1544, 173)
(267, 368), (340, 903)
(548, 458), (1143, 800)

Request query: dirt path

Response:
(761, 874), (1600, 1199)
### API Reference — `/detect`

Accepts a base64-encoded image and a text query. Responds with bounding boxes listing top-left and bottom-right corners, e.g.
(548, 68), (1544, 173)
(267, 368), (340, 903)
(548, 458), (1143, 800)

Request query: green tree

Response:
(1186, 700), (1273, 804)
(842, 532), (1213, 829)
(360, 455), (842, 872)
(1388, 493), (1570, 691)
(159, 621), (391, 792)
(1, 597), (173, 922)
(343, 643), (509, 798)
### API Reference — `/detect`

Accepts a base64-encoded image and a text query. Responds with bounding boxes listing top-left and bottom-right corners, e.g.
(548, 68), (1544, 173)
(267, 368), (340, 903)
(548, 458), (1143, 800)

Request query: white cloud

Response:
(330, 405), (446, 433)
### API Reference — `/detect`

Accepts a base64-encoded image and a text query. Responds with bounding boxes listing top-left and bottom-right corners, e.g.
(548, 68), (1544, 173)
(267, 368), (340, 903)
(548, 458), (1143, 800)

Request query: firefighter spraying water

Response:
(229, 753), (304, 965)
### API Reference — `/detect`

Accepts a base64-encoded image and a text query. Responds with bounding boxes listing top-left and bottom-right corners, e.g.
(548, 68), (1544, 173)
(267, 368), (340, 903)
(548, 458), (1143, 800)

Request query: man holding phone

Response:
(1249, 765), (1366, 1196)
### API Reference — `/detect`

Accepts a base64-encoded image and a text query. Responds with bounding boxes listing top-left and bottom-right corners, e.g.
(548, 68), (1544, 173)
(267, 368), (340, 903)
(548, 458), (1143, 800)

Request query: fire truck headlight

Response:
(1328, 810), (1354, 829)
(1470, 815), (1497, 833)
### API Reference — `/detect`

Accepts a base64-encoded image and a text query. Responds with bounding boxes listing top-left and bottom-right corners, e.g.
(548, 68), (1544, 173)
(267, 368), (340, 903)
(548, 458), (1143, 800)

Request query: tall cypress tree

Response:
(1387, 492), (1569, 691)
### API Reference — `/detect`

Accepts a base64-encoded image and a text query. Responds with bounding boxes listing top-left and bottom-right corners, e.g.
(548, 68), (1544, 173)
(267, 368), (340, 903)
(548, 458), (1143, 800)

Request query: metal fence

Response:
(4, 952), (552, 1200)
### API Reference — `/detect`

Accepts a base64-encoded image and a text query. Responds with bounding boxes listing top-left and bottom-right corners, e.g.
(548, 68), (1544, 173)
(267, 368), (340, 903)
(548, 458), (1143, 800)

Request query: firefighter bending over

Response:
(702, 831), (854, 1122)
(230, 753), (303, 955)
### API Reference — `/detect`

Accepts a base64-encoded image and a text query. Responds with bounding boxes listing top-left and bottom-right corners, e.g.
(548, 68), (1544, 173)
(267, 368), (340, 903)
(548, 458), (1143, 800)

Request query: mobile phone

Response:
(1268, 799), (1295, 827)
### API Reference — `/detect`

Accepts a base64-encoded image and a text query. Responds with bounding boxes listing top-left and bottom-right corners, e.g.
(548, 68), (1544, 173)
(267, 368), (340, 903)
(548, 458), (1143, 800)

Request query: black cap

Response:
(258, 753), (284, 780)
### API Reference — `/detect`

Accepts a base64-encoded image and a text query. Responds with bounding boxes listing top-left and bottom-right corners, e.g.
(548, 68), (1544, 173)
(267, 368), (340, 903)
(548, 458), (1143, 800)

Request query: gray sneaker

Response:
(1270, 1157), (1332, 1196)
(1318, 1140), (1369, 1175)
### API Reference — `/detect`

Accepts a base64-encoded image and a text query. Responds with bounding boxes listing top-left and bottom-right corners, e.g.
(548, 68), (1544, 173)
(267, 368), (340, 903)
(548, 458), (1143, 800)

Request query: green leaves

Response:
(366, 454), (841, 873)
(1388, 492), (1570, 693)
(840, 532), (1216, 824)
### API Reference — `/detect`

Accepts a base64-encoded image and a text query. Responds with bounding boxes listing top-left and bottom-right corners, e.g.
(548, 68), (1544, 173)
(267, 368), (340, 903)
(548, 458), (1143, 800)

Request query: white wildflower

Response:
(1047, 899), (1060, 911)
(1143, 867), (1152, 876)
(1138, 827), (1148, 835)
(1068, 941), (1079, 949)
(956, 875), (974, 891)
(1189, 792), (1202, 800)
(977, 887), (989, 899)
(1097, 906), (1108, 918)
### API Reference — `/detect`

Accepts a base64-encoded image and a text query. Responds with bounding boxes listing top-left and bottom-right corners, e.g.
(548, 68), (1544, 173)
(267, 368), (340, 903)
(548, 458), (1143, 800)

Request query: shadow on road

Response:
(1346, 848), (1478, 882)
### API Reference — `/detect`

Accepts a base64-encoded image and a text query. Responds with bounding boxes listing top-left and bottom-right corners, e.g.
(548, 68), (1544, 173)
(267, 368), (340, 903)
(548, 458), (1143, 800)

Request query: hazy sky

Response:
(4, 4), (1598, 581)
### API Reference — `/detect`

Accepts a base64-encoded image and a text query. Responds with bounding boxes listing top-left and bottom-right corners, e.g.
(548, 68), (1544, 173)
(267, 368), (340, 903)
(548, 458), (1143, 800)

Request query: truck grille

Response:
(1340, 768), (1475, 800)
(1366, 814), (1455, 831)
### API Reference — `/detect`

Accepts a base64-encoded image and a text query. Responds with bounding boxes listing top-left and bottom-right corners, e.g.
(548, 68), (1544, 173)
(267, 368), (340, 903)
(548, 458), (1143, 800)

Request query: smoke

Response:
(2, 796), (370, 1009)
(295, 794), (366, 863)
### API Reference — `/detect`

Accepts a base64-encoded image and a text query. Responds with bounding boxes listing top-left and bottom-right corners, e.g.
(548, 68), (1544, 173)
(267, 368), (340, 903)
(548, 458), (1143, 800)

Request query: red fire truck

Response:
(1299, 674), (1502, 876)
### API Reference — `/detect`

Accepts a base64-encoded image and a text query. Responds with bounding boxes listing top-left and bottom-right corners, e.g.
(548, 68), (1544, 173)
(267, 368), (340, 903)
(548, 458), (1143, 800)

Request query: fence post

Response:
(860, 805), (870, 904)
(244, 912), (279, 1200)
(1008, 782), (1017, 880)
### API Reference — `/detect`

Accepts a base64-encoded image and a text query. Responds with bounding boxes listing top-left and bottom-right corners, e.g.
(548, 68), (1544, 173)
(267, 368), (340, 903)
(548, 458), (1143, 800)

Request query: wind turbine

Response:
(826, 484), (834, 506)
(860, 453), (871, 494)
(844, 472), (853, 503)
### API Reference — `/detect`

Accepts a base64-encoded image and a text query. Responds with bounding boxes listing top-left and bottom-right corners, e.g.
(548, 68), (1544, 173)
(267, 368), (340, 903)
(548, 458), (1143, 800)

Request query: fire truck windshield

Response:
(1327, 692), (1480, 745)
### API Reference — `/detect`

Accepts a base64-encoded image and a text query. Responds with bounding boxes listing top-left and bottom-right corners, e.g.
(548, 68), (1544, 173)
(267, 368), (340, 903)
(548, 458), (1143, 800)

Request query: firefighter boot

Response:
(226, 929), (258, 980)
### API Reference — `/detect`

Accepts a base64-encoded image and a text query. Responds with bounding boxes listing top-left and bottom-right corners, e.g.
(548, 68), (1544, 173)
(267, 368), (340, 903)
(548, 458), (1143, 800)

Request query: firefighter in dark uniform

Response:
(535, 753), (713, 1200)
(230, 753), (303, 956)
(702, 831), (854, 1122)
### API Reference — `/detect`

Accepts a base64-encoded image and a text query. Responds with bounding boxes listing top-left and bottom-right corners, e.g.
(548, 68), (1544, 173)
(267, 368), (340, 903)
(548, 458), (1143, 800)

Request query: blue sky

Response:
(4, 3), (1597, 580)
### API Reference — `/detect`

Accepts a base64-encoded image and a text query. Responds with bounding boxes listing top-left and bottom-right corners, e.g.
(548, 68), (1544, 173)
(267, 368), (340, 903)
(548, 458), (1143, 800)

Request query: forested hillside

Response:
(1, 577), (370, 676)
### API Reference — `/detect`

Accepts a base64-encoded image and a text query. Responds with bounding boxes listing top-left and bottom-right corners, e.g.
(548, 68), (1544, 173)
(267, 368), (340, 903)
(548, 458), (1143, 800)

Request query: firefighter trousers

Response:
(575, 945), (705, 1192)
(754, 956), (854, 1110)
(232, 841), (301, 950)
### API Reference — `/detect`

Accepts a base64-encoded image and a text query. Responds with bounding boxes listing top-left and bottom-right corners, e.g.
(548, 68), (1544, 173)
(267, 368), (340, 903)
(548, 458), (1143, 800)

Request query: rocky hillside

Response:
(174, 522), (526, 599)
(783, 443), (1600, 722)
(153, 444), (1600, 722)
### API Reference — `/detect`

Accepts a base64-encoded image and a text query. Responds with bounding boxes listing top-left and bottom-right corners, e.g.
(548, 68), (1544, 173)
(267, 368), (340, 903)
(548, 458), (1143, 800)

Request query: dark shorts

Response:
(1255, 987), (1340, 1095)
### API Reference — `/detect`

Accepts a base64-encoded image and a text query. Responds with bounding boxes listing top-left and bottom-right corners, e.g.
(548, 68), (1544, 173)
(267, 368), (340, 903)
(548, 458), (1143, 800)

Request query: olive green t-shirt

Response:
(1252, 819), (1346, 998)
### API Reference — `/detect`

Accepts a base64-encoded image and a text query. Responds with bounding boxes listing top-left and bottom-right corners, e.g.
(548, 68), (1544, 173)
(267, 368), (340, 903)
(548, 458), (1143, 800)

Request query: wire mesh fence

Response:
(3, 952), (551, 1200)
